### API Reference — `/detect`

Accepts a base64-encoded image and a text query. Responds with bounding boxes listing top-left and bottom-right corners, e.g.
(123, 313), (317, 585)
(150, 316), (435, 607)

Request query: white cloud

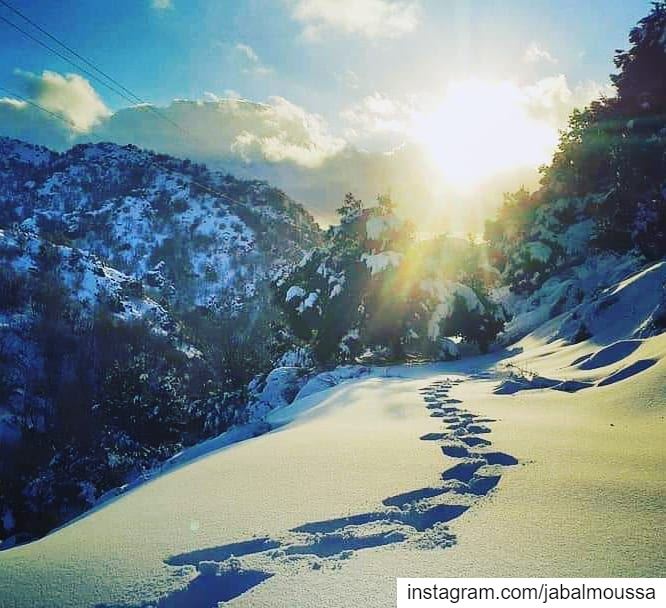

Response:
(13, 69), (110, 132)
(288, 0), (419, 40)
(203, 90), (242, 101)
(523, 42), (557, 64)
(525, 74), (614, 124)
(0, 96), (72, 149)
(0, 67), (617, 233)
(235, 43), (259, 63)
(228, 96), (345, 167)
(151, 0), (173, 10)
(341, 93), (414, 147)
(343, 75), (612, 148)
(234, 43), (274, 76)
(88, 96), (344, 169)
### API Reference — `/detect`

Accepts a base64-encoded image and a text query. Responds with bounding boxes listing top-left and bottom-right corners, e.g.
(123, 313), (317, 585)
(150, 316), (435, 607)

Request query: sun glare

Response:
(413, 80), (559, 192)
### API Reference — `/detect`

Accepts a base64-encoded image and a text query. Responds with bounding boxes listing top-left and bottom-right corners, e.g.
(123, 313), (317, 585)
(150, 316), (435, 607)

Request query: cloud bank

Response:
(0, 69), (612, 232)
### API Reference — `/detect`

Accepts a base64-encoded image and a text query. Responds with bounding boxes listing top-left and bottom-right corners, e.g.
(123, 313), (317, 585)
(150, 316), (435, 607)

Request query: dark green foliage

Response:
(612, 2), (666, 115)
(0, 241), (283, 540)
(485, 3), (666, 291)
(438, 294), (505, 354)
(275, 195), (504, 362)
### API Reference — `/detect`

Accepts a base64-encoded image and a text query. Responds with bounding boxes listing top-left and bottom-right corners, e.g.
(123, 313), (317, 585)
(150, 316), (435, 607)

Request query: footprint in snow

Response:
(100, 377), (517, 608)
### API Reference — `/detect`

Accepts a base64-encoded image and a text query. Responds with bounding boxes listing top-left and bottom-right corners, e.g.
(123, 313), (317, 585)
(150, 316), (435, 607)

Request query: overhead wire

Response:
(0, 1), (297, 214)
(0, 82), (286, 212)
(0, 1), (187, 134)
(0, 84), (78, 128)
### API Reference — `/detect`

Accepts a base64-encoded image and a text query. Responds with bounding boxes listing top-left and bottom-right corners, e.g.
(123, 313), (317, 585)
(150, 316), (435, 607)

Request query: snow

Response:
(0, 326), (663, 606)
(524, 241), (552, 263)
(606, 260), (665, 297)
(285, 286), (305, 302)
(0, 138), (52, 166)
(296, 291), (319, 313)
(562, 219), (594, 255)
(361, 251), (403, 275)
(276, 346), (314, 368)
(0, 137), (317, 321)
(2, 229), (666, 605)
(421, 279), (483, 340)
(498, 252), (645, 343)
(437, 337), (460, 360)
(246, 367), (308, 421)
(365, 215), (401, 241)
(0, 139), (664, 607)
(292, 365), (371, 401)
(576, 340), (643, 370)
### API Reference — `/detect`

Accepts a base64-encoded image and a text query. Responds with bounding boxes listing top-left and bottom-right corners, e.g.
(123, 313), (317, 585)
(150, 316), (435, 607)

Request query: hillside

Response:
(0, 256), (663, 607)
(0, 4), (665, 602)
(486, 6), (665, 308)
(0, 137), (320, 313)
(0, 137), (322, 540)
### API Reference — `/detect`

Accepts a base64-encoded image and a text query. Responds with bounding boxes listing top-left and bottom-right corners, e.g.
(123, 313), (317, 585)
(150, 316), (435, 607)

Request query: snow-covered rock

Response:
(276, 346), (315, 368)
(497, 252), (644, 343)
(437, 337), (460, 361)
(246, 367), (310, 421)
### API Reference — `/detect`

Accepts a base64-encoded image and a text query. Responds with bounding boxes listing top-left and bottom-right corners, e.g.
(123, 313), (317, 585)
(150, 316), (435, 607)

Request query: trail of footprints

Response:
(120, 377), (518, 607)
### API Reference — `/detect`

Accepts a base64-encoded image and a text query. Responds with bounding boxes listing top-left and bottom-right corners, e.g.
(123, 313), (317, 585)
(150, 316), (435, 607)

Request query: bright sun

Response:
(413, 80), (559, 192)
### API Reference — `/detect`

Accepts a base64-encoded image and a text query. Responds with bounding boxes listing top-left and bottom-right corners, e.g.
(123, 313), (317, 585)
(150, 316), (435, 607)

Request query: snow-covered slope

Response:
(0, 136), (663, 606)
(0, 137), (323, 542)
(0, 228), (177, 333)
(0, 274), (663, 606)
(0, 228), (194, 444)
(0, 137), (321, 314)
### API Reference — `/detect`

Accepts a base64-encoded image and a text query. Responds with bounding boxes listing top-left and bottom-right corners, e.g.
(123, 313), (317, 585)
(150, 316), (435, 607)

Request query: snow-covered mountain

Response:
(0, 137), (323, 540)
(0, 226), (196, 436)
(0, 251), (663, 607)
(0, 137), (321, 315)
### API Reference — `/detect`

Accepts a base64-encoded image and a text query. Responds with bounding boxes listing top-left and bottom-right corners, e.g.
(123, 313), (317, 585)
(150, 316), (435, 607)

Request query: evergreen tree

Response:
(274, 195), (504, 361)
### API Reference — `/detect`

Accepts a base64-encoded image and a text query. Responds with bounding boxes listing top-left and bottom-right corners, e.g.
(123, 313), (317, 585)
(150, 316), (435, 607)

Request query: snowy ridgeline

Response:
(0, 137), (320, 315)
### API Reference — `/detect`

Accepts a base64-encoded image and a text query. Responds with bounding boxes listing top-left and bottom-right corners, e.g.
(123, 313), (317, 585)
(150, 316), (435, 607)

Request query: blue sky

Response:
(0, 0), (651, 121)
(0, 0), (656, 229)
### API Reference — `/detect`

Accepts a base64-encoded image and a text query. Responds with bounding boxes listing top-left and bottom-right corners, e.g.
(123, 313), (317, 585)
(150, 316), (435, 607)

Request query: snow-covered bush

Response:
(244, 366), (310, 421)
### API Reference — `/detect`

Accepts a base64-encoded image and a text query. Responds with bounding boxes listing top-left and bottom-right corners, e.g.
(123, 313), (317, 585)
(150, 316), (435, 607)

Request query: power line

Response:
(0, 3), (293, 207)
(0, 83), (269, 210)
(0, 0), (143, 104)
(0, 4), (187, 135)
(0, 15), (136, 106)
(0, 0), (295, 207)
(0, 84), (78, 128)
